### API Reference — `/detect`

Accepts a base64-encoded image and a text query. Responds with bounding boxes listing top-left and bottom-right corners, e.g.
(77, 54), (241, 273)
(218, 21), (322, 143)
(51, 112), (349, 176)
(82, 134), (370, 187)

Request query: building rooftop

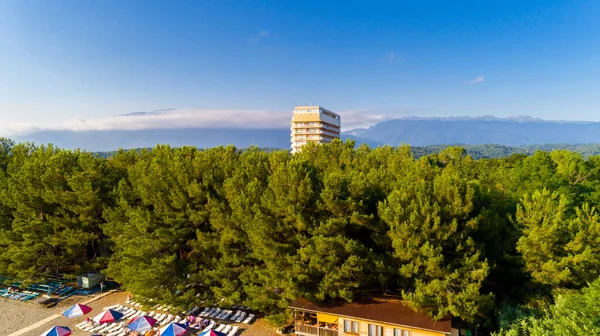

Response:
(289, 297), (452, 334)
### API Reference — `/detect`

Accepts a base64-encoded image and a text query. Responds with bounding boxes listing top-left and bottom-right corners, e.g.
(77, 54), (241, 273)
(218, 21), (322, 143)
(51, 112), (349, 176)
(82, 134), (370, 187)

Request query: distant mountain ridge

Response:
(346, 116), (600, 146)
(10, 114), (600, 151)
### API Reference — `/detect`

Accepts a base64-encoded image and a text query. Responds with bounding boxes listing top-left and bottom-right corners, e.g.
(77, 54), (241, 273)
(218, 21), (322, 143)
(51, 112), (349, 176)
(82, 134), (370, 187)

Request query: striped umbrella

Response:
(63, 303), (92, 318)
(40, 326), (71, 336)
(198, 330), (227, 336)
(93, 309), (124, 324)
(128, 315), (158, 332)
(159, 322), (188, 336)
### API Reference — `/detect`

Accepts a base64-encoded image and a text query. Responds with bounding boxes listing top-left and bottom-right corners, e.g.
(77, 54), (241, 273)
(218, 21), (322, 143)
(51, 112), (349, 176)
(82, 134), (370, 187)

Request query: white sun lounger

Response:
(154, 313), (165, 323)
(209, 307), (222, 318)
(75, 321), (88, 329)
(173, 315), (181, 323)
(202, 307), (214, 317)
(104, 304), (119, 310)
(230, 310), (241, 321)
(216, 324), (226, 332)
(243, 313), (255, 324)
(105, 323), (122, 333)
(228, 326), (239, 336)
(202, 320), (216, 332)
(199, 307), (210, 316)
(222, 325), (232, 333)
(222, 310), (233, 319)
(162, 314), (174, 325)
(235, 312), (246, 323)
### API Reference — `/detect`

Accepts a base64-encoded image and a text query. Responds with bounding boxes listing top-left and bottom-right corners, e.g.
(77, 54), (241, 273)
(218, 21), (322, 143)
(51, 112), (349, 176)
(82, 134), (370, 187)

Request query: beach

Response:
(0, 291), (279, 336)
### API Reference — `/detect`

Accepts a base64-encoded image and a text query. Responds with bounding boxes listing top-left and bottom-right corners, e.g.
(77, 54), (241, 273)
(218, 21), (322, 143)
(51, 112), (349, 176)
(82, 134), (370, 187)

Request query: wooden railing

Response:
(295, 323), (339, 336)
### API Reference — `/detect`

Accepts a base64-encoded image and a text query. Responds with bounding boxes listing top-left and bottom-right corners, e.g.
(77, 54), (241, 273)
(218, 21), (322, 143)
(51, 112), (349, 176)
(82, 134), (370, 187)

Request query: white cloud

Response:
(466, 75), (485, 85)
(380, 51), (404, 64)
(249, 30), (271, 43)
(0, 108), (398, 136)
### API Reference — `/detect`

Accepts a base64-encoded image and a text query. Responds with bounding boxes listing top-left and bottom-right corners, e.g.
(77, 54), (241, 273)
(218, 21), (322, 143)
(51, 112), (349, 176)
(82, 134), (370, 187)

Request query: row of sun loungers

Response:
(197, 307), (255, 324)
(76, 298), (252, 336)
(0, 290), (40, 301)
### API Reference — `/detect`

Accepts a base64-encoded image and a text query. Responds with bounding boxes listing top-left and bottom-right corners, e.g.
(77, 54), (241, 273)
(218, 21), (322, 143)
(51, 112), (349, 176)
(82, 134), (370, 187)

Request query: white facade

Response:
(291, 106), (341, 153)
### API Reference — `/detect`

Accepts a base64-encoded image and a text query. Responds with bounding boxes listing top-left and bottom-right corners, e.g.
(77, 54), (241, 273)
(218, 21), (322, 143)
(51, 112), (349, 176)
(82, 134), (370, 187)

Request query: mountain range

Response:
(10, 115), (600, 152)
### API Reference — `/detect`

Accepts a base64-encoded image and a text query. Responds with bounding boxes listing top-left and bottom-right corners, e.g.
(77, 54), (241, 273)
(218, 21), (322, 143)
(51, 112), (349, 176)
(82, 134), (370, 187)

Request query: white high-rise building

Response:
(290, 106), (341, 153)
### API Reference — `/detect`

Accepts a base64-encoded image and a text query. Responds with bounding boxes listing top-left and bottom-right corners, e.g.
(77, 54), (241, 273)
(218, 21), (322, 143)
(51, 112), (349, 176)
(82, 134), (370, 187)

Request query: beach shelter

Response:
(62, 303), (92, 317)
(93, 308), (123, 324)
(40, 326), (71, 336)
(159, 322), (188, 336)
(128, 315), (158, 332)
(198, 330), (227, 336)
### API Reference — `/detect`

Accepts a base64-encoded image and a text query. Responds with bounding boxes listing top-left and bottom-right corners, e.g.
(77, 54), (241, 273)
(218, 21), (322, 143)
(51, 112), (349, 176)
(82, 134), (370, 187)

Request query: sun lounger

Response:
(228, 326), (239, 336)
(89, 324), (106, 333)
(204, 307), (216, 317)
(173, 315), (181, 323)
(243, 313), (255, 324)
(104, 304), (119, 310)
(222, 325), (232, 333)
(209, 308), (222, 318)
(98, 323), (114, 333)
(162, 314), (174, 325)
(75, 321), (88, 329)
(198, 307), (210, 316)
(235, 312), (246, 323)
(222, 310), (232, 319)
(202, 320), (216, 332)
(187, 306), (199, 315)
(216, 324), (226, 332)
(230, 310), (241, 321)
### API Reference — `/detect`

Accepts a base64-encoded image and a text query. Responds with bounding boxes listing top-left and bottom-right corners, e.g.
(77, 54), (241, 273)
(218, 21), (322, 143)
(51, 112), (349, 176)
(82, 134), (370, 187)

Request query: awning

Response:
(317, 313), (338, 324)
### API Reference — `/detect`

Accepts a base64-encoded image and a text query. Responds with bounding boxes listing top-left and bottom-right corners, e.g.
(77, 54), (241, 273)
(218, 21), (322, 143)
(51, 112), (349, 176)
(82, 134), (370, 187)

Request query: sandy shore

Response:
(0, 291), (279, 336)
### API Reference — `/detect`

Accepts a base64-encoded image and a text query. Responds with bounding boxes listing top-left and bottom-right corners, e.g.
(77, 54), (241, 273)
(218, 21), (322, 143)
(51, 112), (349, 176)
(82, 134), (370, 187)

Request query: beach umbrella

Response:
(93, 308), (124, 324)
(128, 315), (158, 332)
(159, 322), (188, 336)
(198, 330), (227, 336)
(40, 326), (71, 336)
(62, 303), (92, 317)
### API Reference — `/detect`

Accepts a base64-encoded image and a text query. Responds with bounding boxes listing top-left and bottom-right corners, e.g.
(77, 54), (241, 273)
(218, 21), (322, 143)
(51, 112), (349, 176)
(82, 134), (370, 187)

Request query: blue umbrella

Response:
(40, 326), (71, 336)
(63, 303), (92, 318)
(128, 315), (157, 332)
(198, 330), (226, 336)
(159, 322), (188, 336)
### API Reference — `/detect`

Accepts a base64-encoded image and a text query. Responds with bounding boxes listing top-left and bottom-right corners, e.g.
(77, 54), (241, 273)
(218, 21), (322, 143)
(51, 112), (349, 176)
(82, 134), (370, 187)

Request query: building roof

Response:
(289, 297), (452, 334)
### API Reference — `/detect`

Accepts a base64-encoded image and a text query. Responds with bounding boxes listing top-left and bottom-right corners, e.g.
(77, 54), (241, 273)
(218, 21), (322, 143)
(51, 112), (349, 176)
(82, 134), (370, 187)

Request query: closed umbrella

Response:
(159, 322), (188, 336)
(128, 315), (158, 332)
(63, 303), (93, 318)
(93, 308), (124, 324)
(40, 326), (71, 336)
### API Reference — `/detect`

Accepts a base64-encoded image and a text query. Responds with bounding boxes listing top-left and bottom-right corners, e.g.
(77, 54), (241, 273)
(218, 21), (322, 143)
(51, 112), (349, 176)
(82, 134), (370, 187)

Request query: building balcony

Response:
(295, 323), (339, 336)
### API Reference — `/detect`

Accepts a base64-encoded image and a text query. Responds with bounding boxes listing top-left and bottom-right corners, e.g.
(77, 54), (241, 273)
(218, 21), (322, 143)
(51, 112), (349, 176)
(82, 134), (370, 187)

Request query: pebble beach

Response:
(0, 291), (279, 336)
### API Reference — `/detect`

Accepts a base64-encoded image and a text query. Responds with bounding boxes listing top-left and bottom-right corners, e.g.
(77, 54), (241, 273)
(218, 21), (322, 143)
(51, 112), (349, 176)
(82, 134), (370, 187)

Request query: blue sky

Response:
(1, 0), (599, 134)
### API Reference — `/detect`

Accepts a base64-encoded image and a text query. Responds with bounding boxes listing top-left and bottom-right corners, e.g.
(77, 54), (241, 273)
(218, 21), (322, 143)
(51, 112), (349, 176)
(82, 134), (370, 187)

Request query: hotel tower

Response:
(290, 106), (341, 153)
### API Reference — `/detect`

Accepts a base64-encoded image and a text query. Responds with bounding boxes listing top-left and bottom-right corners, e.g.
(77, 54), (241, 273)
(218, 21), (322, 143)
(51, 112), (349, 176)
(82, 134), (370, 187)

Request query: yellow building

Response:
(291, 106), (341, 153)
(289, 297), (458, 336)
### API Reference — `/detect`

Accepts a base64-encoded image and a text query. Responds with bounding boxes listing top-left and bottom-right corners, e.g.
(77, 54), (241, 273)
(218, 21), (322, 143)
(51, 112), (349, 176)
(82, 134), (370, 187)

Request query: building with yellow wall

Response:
(289, 297), (458, 336)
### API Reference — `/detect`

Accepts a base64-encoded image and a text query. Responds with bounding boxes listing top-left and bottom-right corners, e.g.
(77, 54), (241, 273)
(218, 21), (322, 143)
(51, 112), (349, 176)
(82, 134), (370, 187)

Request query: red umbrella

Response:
(93, 309), (124, 324)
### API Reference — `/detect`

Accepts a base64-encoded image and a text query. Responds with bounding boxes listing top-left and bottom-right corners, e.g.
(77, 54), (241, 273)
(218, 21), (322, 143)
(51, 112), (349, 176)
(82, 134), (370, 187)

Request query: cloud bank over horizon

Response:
(0, 108), (394, 136)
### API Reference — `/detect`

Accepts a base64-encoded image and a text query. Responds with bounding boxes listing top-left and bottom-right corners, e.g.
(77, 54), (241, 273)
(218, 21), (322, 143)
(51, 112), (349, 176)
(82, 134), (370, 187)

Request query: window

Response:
(344, 320), (359, 333)
(394, 328), (411, 336)
(368, 324), (383, 336)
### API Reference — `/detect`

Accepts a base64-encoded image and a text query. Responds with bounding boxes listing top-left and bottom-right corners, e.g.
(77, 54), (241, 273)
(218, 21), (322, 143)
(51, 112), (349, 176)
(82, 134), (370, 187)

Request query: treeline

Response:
(95, 143), (600, 160)
(2, 138), (600, 333)
(411, 143), (600, 159)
